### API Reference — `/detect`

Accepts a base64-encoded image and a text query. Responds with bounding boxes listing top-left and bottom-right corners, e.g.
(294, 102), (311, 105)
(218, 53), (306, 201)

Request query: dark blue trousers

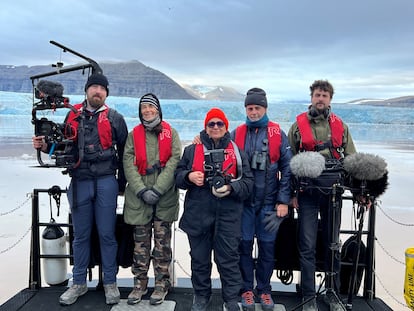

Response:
(240, 203), (284, 294)
(68, 175), (119, 285)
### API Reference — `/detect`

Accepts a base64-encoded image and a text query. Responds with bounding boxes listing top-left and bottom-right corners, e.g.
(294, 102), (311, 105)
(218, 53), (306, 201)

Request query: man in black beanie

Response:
(32, 72), (128, 306)
(84, 73), (110, 95)
(233, 87), (292, 311)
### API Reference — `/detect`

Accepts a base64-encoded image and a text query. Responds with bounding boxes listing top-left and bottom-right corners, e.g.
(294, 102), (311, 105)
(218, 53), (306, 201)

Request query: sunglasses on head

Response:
(207, 121), (225, 128)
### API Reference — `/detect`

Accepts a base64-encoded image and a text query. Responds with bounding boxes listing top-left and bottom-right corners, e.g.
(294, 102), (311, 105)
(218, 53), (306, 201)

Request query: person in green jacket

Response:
(288, 80), (356, 311)
(123, 93), (181, 306)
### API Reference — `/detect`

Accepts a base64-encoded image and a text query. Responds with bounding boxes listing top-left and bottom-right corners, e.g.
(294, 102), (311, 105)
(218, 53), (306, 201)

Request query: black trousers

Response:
(187, 226), (242, 303)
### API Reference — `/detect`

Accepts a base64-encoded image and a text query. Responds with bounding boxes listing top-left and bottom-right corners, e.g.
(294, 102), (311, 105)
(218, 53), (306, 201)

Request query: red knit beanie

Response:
(204, 108), (229, 130)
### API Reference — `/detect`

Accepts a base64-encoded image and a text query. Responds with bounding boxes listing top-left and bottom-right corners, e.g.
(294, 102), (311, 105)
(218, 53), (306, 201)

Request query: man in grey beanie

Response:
(233, 87), (292, 311)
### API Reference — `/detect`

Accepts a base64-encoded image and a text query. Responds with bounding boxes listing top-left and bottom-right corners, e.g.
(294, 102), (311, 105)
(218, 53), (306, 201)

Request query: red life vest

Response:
(64, 103), (113, 150)
(296, 112), (344, 159)
(133, 121), (173, 175)
(192, 142), (238, 178)
(234, 122), (281, 163)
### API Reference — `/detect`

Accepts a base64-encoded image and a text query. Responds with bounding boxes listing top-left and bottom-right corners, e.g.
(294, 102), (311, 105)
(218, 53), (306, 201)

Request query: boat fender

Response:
(41, 219), (68, 286)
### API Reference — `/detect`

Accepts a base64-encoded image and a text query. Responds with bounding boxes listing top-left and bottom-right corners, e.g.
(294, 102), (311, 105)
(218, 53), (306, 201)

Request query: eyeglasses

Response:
(207, 121), (225, 128)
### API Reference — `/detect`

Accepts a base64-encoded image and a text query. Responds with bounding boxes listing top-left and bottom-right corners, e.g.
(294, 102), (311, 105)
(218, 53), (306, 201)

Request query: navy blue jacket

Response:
(231, 125), (292, 206)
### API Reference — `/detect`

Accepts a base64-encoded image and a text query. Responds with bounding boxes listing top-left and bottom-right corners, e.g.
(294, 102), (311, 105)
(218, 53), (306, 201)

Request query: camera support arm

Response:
(30, 40), (102, 82)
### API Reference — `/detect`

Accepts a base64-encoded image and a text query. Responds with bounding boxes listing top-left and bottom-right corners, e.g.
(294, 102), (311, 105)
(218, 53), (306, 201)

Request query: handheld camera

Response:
(30, 40), (103, 170)
(203, 149), (233, 189)
(32, 80), (78, 169)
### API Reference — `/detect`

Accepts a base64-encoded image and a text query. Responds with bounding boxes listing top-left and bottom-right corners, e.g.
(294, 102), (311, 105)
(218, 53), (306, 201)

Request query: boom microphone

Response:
(290, 151), (326, 178)
(343, 152), (387, 181)
(344, 152), (389, 197)
(35, 80), (64, 99)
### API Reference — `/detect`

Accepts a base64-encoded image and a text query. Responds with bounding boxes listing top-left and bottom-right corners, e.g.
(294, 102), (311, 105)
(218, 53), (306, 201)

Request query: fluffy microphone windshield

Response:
(35, 80), (64, 98)
(290, 151), (326, 178)
(343, 152), (387, 181)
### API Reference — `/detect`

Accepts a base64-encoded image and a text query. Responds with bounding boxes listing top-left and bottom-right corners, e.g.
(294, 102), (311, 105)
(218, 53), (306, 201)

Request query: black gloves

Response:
(263, 211), (282, 234)
(139, 189), (161, 205)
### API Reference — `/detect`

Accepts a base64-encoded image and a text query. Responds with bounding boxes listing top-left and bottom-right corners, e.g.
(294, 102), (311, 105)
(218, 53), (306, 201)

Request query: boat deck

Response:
(0, 188), (394, 311)
(1, 285), (392, 311)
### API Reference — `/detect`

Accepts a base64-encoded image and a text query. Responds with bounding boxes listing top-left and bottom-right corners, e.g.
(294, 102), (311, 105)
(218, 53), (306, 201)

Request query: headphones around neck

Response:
(309, 106), (331, 118)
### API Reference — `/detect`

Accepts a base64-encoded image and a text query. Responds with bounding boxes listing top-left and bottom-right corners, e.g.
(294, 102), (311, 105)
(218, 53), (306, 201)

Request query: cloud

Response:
(1, 0), (414, 101)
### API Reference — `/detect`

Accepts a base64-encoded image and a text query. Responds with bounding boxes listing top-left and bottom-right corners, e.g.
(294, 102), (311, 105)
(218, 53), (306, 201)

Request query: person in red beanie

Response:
(175, 108), (254, 311)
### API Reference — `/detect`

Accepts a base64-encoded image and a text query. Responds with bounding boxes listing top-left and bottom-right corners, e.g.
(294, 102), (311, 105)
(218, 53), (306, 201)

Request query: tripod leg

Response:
(323, 184), (347, 311)
(346, 204), (366, 309)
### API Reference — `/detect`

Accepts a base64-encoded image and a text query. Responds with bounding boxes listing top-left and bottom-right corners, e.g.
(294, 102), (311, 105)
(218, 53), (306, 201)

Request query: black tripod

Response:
(291, 182), (347, 311)
(324, 183), (347, 310)
(345, 181), (370, 310)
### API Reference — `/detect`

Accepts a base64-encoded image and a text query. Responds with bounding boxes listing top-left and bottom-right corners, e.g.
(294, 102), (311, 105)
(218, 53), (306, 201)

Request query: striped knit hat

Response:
(139, 93), (162, 122)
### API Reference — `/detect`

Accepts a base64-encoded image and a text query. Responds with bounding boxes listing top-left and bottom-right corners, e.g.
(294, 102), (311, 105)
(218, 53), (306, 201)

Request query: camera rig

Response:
(31, 40), (103, 171)
(203, 149), (234, 189)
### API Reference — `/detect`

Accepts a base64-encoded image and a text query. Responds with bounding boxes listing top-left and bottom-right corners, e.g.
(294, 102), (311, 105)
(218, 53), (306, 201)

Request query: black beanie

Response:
(244, 87), (267, 108)
(84, 73), (109, 95)
(139, 93), (162, 122)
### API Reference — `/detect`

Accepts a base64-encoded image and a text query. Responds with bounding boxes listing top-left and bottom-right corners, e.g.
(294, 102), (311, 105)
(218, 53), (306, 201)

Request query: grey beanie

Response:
(244, 87), (267, 108)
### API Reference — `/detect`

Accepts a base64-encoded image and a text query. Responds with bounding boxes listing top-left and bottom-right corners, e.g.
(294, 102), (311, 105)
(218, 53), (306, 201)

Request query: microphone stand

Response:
(325, 182), (347, 310)
(345, 180), (369, 310)
(290, 181), (347, 311)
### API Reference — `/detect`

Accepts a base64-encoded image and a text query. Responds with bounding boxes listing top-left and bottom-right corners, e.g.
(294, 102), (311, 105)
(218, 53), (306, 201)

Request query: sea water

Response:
(1, 91), (414, 310)
(1, 91), (413, 144)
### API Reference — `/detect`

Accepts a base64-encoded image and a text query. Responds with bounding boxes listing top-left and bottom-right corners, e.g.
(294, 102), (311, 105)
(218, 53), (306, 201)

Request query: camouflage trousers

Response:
(132, 220), (172, 290)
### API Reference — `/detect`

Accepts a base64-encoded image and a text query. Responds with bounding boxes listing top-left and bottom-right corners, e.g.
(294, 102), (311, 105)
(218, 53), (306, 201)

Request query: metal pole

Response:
(363, 200), (377, 299)
(29, 189), (41, 289)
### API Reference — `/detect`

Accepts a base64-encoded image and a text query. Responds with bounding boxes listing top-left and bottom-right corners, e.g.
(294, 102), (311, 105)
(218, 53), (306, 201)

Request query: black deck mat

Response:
(1, 286), (393, 311)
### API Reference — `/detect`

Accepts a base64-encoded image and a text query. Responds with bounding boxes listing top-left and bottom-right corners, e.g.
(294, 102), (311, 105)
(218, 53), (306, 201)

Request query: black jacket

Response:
(175, 130), (254, 236)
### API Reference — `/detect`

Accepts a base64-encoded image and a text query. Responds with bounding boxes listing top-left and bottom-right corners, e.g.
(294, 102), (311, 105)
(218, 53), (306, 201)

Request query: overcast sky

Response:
(1, 0), (414, 102)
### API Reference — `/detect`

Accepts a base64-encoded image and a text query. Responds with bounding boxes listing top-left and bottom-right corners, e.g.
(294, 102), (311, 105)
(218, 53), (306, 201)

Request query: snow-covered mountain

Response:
(346, 96), (414, 107)
(181, 84), (244, 102)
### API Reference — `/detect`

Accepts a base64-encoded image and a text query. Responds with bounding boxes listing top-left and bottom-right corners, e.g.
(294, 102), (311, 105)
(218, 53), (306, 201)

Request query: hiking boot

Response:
(191, 295), (211, 311)
(323, 293), (344, 311)
(241, 291), (255, 311)
(59, 284), (88, 305)
(127, 286), (148, 305)
(150, 286), (168, 305)
(223, 301), (241, 311)
(259, 293), (274, 311)
(302, 297), (318, 311)
(103, 283), (120, 305)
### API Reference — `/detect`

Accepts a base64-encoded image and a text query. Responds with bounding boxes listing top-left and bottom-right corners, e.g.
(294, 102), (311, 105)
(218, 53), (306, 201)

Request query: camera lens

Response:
(212, 175), (225, 189)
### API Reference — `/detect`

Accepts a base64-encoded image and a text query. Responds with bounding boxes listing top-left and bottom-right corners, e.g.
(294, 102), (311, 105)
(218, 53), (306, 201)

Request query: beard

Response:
(87, 94), (105, 109)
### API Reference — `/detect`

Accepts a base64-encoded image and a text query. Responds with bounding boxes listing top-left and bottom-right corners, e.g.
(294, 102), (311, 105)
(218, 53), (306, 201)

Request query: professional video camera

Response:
(32, 79), (78, 168)
(30, 40), (103, 170)
(203, 149), (233, 189)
